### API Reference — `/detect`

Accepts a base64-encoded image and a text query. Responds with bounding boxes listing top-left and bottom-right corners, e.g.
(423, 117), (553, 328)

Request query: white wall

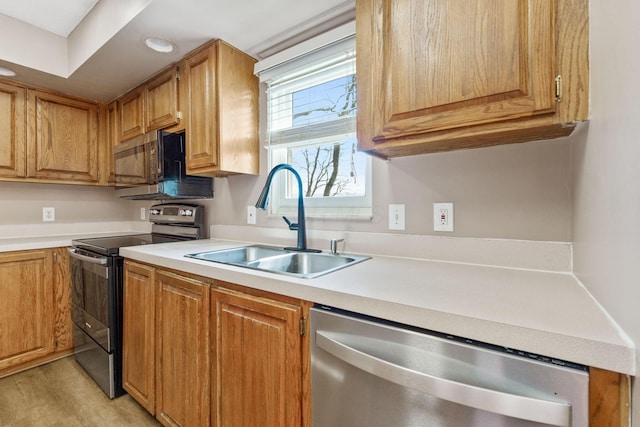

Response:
(572, 1), (640, 423)
(0, 181), (146, 225)
(205, 137), (573, 242)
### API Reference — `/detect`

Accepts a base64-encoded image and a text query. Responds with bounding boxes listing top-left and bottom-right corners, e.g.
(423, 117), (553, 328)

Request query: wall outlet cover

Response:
(433, 202), (454, 232)
(43, 207), (55, 222)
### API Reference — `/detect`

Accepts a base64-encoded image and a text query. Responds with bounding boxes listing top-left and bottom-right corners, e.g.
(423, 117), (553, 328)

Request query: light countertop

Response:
(120, 238), (636, 375)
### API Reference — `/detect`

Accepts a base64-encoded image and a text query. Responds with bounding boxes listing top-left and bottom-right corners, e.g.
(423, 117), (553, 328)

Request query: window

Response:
(258, 31), (371, 218)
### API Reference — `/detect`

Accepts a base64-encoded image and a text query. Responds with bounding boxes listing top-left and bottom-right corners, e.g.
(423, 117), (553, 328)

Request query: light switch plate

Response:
(247, 206), (257, 225)
(389, 204), (405, 230)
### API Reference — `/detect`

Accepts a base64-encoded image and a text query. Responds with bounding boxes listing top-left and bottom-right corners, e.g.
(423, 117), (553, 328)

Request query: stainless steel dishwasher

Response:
(310, 306), (588, 427)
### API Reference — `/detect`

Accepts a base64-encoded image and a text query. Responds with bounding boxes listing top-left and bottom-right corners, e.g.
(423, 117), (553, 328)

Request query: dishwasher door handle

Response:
(315, 330), (571, 427)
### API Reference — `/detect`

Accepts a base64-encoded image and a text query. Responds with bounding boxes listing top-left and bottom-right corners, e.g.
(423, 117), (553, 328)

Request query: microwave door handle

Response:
(175, 160), (182, 182)
(67, 248), (108, 265)
(315, 331), (571, 427)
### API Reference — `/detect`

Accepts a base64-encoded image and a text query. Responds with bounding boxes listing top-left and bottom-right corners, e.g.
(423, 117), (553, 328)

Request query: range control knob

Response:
(149, 209), (161, 216)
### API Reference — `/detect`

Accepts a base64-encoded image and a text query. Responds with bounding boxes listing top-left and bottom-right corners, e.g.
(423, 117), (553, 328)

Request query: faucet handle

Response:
(330, 238), (345, 255)
(282, 216), (298, 231)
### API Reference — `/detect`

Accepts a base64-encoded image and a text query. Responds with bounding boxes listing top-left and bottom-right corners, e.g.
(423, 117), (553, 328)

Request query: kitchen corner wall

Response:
(204, 137), (572, 242)
(573, 0), (640, 422)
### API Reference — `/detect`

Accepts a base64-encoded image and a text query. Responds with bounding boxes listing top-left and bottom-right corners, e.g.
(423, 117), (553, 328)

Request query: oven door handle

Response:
(315, 330), (571, 427)
(67, 248), (108, 265)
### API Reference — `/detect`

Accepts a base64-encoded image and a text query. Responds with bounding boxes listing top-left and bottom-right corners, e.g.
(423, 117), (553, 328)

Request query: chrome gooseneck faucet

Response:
(255, 164), (320, 252)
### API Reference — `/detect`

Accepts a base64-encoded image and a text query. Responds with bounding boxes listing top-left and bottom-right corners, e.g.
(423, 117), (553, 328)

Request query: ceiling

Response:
(0, 0), (354, 102)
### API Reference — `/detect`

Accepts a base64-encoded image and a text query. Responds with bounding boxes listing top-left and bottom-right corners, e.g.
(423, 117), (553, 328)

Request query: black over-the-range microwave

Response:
(114, 130), (213, 200)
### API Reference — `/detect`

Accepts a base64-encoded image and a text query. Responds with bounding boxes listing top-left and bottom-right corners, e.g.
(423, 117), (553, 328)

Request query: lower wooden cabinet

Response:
(211, 286), (309, 427)
(122, 261), (156, 413)
(156, 269), (210, 427)
(0, 248), (72, 376)
(122, 260), (310, 427)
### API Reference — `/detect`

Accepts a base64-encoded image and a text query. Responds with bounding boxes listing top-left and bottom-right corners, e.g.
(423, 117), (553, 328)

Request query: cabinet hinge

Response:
(54, 338), (59, 348)
(555, 75), (563, 103)
(53, 251), (58, 263)
(176, 70), (180, 80)
(176, 111), (183, 120)
(299, 317), (307, 336)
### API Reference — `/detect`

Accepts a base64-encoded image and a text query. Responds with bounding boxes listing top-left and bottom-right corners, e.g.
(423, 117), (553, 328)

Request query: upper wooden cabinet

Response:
(0, 81), (26, 178)
(356, 0), (589, 157)
(145, 67), (180, 132)
(183, 40), (259, 176)
(118, 87), (145, 142)
(117, 66), (180, 144)
(27, 90), (100, 182)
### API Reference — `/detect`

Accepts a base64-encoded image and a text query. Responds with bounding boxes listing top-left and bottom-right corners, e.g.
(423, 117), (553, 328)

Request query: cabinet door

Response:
(0, 250), (54, 371)
(27, 90), (99, 182)
(357, 0), (557, 153)
(119, 87), (145, 142)
(0, 82), (26, 178)
(184, 44), (219, 172)
(122, 261), (157, 414)
(156, 270), (210, 427)
(211, 288), (304, 427)
(146, 67), (179, 132)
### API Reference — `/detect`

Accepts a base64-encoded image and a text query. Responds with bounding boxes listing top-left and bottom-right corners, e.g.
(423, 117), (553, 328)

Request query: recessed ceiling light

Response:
(0, 66), (16, 77)
(144, 36), (175, 53)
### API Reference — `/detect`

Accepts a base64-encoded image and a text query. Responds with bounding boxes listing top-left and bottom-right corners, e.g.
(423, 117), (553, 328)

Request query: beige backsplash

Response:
(210, 225), (572, 272)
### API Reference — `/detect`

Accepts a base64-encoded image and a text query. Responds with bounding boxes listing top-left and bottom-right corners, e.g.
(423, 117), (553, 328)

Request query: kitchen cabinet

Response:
(356, 0), (589, 157)
(122, 261), (211, 427)
(182, 40), (259, 177)
(145, 67), (180, 132)
(117, 66), (180, 145)
(122, 260), (156, 414)
(27, 90), (100, 182)
(156, 269), (210, 427)
(211, 286), (310, 427)
(0, 248), (72, 376)
(118, 87), (145, 142)
(122, 261), (310, 427)
(0, 81), (26, 178)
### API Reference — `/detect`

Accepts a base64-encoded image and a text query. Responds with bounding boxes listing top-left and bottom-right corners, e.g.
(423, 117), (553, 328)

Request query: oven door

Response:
(68, 248), (115, 352)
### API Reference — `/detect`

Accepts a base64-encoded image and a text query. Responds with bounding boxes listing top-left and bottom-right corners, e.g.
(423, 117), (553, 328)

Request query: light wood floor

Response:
(0, 357), (160, 426)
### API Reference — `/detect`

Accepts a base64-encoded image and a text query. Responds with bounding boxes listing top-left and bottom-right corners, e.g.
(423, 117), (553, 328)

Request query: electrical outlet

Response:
(388, 204), (405, 230)
(247, 206), (257, 225)
(140, 207), (146, 220)
(433, 203), (454, 232)
(43, 207), (55, 222)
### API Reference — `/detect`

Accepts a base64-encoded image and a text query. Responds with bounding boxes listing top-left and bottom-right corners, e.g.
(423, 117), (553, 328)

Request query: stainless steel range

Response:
(68, 203), (206, 398)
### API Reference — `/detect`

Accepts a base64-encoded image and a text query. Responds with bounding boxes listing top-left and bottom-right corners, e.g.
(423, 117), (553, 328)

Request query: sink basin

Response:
(187, 245), (285, 264)
(186, 245), (369, 279)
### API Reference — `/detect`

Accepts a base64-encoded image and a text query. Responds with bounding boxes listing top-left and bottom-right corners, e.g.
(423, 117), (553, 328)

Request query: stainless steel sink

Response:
(186, 245), (369, 279)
